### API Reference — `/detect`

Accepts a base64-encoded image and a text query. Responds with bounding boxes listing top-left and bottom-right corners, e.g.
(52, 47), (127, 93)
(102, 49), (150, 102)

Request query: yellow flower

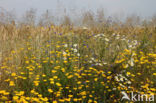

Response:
(59, 99), (65, 102)
(9, 81), (15, 86)
(80, 91), (86, 96)
(56, 92), (61, 97)
(56, 45), (60, 48)
(46, 44), (50, 47)
(153, 73), (156, 76)
(108, 71), (111, 74)
(11, 50), (16, 54)
(25, 61), (29, 64)
(56, 83), (61, 87)
(16, 91), (24, 96)
(94, 101), (98, 103)
(82, 96), (86, 99)
(13, 96), (19, 100)
(11, 73), (16, 76)
(1, 96), (8, 100)
(30, 90), (35, 94)
(23, 77), (27, 80)
(50, 51), (54, 54)
(48, 89), (53, 93)
(77, 81), (81, 84)
(68, 95), (73, 98)
(53, 100), (57, 103)
(61, 68), (65, 72)
(86, 80), (90, 83)
(89, 95), (93, 97)
(63, 61), (68, 63)
(42, 97), (48, 102)
(3, 92), (9, 95)
(51, 70), (57, 73)
(20, 72), (24, 74)
(28, 47), (31, 50)
(50, 81), (54, 84)
(88, 99), (93, 103)
(25, 97), (30, 100)
(42, 74), (46, 77)
(33, 81), (39, 86)
(65, 98), (71, 102)
(38, 65), (42, 68)
(73, 98), (78, 102)
(67, 75), (73, 79)
(43, 61), (48, 63)
(127, 72), (131, 75)
(94, 78), (98, 81)
(53, 76), (58, 79)
(137, 73), (141, 75)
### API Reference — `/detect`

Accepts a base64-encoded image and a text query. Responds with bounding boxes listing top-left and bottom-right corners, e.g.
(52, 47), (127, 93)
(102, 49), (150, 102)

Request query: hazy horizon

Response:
(0, 0), (156, 19)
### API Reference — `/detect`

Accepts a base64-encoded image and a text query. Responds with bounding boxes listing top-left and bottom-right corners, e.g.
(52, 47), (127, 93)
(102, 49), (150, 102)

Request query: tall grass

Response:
(0, 9), (155, 103)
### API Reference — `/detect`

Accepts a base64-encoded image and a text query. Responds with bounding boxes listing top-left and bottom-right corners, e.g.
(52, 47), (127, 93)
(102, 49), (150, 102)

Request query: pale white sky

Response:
(0, 0), (156, 18)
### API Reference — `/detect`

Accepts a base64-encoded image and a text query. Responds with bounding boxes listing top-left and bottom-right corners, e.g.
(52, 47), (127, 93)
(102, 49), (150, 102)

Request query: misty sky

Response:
(0, 0), (156, 18)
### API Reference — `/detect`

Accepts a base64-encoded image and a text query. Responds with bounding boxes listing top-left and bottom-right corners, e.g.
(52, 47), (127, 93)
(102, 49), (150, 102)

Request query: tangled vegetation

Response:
(0, 18), (155, 103)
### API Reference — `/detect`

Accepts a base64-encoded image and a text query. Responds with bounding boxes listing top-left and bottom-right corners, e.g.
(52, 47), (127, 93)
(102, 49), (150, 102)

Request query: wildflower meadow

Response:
(0, 9), (156, 103)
